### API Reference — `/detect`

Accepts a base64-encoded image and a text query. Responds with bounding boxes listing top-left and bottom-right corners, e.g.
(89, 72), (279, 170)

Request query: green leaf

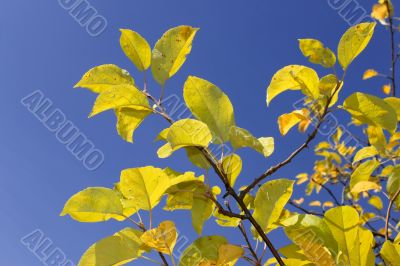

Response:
(266, 65), (319, 105)
(115, 108), (152, 143)
(183, 76), (235, 143)
(353, 146), (378, 163)
(298, 39), (336, 68)
(78, 228), (147, 266)
(60, 187), (125, 222)
(338, 22), (376, 70)
(140, 220), (177, 255)
(119, 29), (151, 71)
(229, 126), (274, 157)
(253, 179), (294, 232)
(222, 154), (242, 187)
(179, 236), (243, 266)
(151, 26), (199, 86)
(343, 92), (397, 133)
(324, 206), (360, 265)
(89, 84), (151, 117)
(74, 64), (134, 93)
(283, 214), (337, 265)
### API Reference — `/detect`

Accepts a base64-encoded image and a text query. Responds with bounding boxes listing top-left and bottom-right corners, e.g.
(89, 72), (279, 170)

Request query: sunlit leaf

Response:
(222, 154), (242, 187)
(152, 26), (199, 86)
(362, 69), (379, 80)
(253, 179), (294, 232)
(338, 22), (376, 70)
(216, 244), (244, 265)
(116, 108), (152, 143)
(343, 92), (397, 133)
(380, 240), (400, 265)
(353, 146), (378, 163)
(350, 159), (379, 195)
(78, 228), (147, 266)
(120, 29), (151, 71)
(278, 109), (309, 136)
(140, 220), (177, 254)
(61, 187), (125, 222)
(74, 64), (135, 93)
(184, 76), (235, 143)
(229, 126), (274, 157)
(298, 39), (336, 68)
(368, 195), (383, 210)
(384, 97), (400, 120)
(266, 65), (319, 105)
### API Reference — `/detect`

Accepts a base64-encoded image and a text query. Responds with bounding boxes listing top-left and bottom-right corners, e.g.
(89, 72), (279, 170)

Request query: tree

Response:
(61, 1), (400, 265)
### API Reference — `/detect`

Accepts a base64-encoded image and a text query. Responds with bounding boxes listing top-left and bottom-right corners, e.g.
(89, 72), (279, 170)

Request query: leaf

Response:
(351, 181), (381, 194)
(229, 126), (274, 157)
(119, 167), (200, 213)
(362, 69), (379, 80)
(186, 147), (211, 170)
(282, 214), (337, 265)
(140, 220), (177, 254)
(319, 74), (343, 107)
(350, 160), (379, 194)
(298, 39), (336, 68)
(253, 179), (294, 232)
(371, 2), (390, 21)
(384, 97), (400, 120)
(278, 109), (309, 136)
(324, 206), (360, 265)
(60, 187), (125, 222)
(179, 236), (241, 266)
(119, 29), (151, 71)
(78, 228), (147, 266)
(191, 186), (216, 235)
(214, 212), (241, 227)
(380, 240), (400, 265)
(216, 244), (244, 265)
(222, 154), (242, 187)
(152, 26), (199, 86)
(89, 84), (151, 117)
(308, 201), (321, 207)
(266, 65), (319, 105)
(368, 195), (383, 210)
(353, 146), (378, 163)
(183, 76), (235, 143)
(382, 84), (392, 95)
(387, 165), (400, 207)
(338, 22), (376, 70)
(74, 64), (135, 93)
(343, 92), (397, 133)
(116, 108), (152, 143)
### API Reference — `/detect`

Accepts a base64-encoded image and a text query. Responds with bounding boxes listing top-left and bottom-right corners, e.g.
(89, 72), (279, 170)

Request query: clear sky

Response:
(0, 0), (391, 265)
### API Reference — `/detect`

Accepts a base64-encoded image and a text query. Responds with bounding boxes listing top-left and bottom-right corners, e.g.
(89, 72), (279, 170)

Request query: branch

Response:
(240, 80), (343, 198)
(385, 186), (400, 240)
(385, 1), (397, 96)
(288, 201), (323, 217)
(311, 178), (341, 206)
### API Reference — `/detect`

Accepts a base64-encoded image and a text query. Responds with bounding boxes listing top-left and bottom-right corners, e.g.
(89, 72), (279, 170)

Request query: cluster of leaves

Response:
(62, 1), (400, 265)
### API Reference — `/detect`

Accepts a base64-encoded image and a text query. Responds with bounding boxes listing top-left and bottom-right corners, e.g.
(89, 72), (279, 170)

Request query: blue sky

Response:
(0, 0), (392, 265)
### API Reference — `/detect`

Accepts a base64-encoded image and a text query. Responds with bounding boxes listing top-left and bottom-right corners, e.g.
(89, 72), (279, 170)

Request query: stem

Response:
(385, 186), (400, 240)
(385, 1), (397, 96)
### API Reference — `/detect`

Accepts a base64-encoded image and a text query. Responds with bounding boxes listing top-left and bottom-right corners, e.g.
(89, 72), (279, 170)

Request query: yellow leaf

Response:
(308, 200), (321, 207)
(167, 119), (212, 150)
(266, 65), (319, 105)
(384, 97), (400, 120)
(89, 84), (151, 117)
(78, 228), (147, 266)
(216, 244), (244, 265)
(350, 159), (379, 194)
(214, 212), (241, 227)
(115, 108), (152, 143)
(319, 74), (342, 107)
(343, 92), (397, 133)
(140, 220), (177, 254)
(338, 22), (376, 70)
(152, 26), (199, 86)
(353, 146), (378, 163)
(278, 109), (308, 136)
(362, 69), (379, 80)
(381, 240), (400, 265)
(368, 195), (383, 210)
(298, 39), (336, 68)
(74, 64), (134, 93)
(292, 198), (304, 205)
(296, 173), (308, 185)
(191, 186), (216, 235)
(119, 29), (151, 71)
(229, 126), (274, 157)
(183, 76), (235, 143)
(382, 84), (392, 95)
(61, 187), (125, 222)
(351, 181), (381, 194)
(323, 201), (334, 208)
(371, 3), (389, 21)
(367, 126), (387, 150)
(222, 154), (242, 187)
(253, 179), (294, 232)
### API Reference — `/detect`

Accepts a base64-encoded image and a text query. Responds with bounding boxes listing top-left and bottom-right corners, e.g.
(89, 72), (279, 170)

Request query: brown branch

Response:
(385, 186), (400, 240)
(240, 80), (343, 199)
(288, 201), (323, 217)
(311, 178), (341, 206)
(208, 194), (247, 220)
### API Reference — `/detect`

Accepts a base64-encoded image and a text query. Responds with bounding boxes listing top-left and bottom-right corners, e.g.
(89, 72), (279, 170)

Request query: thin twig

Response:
(311, 178), (341, 206)
(385, 186), (400, 240)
